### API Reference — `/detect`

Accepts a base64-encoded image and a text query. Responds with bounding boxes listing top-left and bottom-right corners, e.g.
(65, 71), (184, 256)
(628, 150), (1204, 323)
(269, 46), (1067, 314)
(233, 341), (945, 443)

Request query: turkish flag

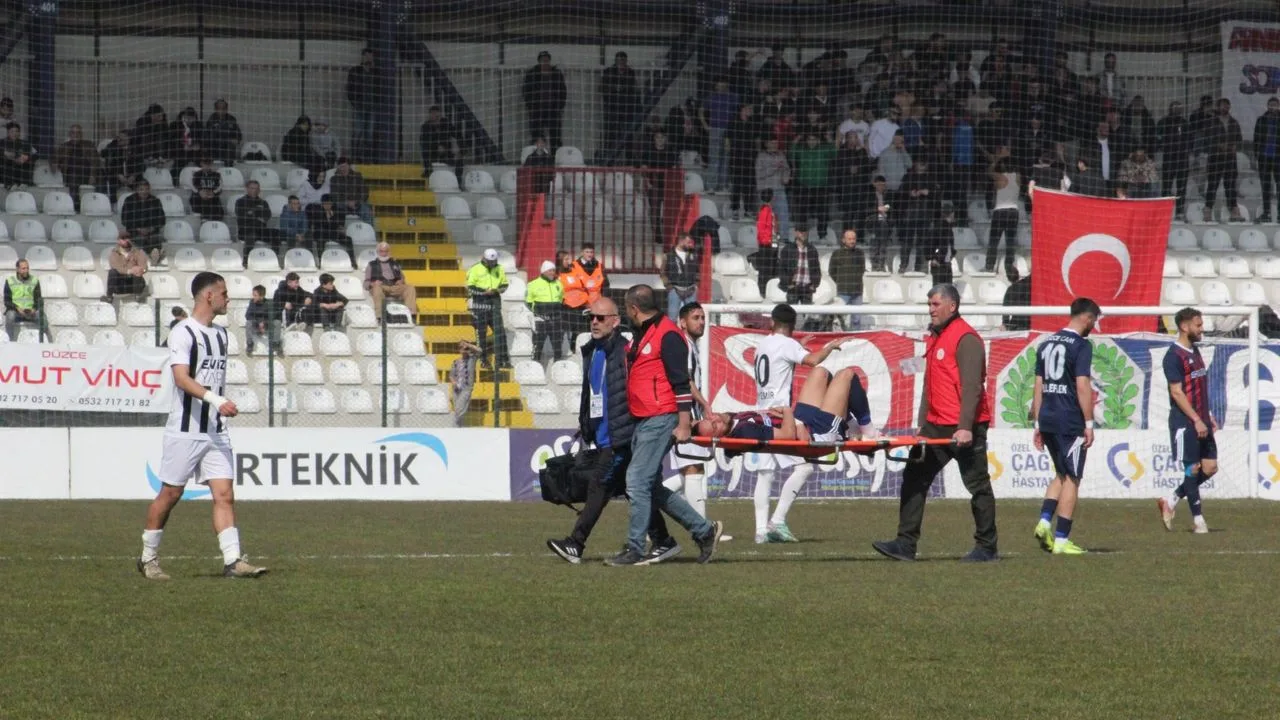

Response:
(1030, 189), (1173, 334)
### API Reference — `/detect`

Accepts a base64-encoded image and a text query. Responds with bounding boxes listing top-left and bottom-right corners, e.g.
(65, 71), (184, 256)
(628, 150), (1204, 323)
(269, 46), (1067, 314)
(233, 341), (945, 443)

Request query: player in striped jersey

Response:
(1158, 307), (1218, 534)
(137, 272), (267, 581)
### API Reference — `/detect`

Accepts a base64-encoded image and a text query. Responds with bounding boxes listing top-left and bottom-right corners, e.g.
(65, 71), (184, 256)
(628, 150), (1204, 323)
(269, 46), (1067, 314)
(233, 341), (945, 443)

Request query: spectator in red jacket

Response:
(754, 189), (777, 296)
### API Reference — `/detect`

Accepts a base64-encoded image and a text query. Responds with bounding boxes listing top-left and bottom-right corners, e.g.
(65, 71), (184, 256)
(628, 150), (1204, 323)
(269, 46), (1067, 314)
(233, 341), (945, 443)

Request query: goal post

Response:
(699, 303), (1272, 502)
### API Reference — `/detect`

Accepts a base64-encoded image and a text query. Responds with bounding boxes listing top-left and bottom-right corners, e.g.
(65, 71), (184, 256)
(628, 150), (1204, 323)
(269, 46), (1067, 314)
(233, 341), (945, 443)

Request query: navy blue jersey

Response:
(728, 411), (776, 442)
(1035, 329), (1092, 435)
(1163, 342), (1209, 429)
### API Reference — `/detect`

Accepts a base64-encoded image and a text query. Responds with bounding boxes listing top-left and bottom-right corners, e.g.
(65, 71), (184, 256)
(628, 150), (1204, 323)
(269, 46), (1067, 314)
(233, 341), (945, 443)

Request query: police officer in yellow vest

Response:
(526, 260), (565, 363)
(4, 259), (47, 342)
(466, 248), (511, 369)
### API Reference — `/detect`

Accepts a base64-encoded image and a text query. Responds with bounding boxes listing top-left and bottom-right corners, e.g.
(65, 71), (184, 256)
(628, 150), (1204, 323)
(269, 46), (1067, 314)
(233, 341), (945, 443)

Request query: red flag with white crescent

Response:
(1030, 189), (1173, 333)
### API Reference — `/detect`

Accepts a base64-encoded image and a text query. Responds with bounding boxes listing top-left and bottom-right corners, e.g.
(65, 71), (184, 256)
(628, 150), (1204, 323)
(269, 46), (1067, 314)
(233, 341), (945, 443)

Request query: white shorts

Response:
(158, 433), (234, 487)
(671, 442), (713, 471)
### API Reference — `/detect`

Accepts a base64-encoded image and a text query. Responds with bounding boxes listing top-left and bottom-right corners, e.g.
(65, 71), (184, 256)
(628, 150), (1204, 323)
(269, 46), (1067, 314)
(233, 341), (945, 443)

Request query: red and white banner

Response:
(1030, 189), (1172, 334)
(1221, 20), (1280, 142)
(0, 343), (172, 412)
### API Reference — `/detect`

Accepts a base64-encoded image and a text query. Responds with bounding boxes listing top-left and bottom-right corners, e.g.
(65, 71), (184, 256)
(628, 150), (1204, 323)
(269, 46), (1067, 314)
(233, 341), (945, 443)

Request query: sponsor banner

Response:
(69, 427), (510, 500)
(508, 429), (581, 502)
(0, 429), (70, 499)
(987, 429), (1254, 499)
(1030, 189), (1172, 334)
(1221, 20), (1280, 141)
(0, 343), (172, 413)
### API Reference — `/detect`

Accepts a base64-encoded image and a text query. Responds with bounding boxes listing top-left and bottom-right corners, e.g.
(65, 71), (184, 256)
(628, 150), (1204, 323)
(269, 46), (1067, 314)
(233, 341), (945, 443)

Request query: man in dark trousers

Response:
(599, 51), (640, 163)
(873, 283), (999, 562)
(778, 226), (821, 306)
(1157, 101), (1192, 221)
(545, 297), (674, 564)
(522, 51), (568, 149)
(607, 285), (724, 566)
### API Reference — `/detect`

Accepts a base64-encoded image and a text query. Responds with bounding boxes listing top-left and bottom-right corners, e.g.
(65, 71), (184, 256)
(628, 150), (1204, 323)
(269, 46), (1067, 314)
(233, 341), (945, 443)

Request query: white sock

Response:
(1168, 493), (1181, 507)
(771, 464), (814, 525)
(754, 470), (774, 533)
(140, 529), (163, 562)
(217, 527), (242, 566)
(684, 472), (707, 518)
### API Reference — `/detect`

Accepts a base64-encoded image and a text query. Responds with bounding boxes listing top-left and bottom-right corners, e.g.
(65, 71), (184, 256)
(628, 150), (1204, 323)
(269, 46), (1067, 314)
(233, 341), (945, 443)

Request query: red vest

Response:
(627, 315), (683, 418)
(924, 315), (991, 427)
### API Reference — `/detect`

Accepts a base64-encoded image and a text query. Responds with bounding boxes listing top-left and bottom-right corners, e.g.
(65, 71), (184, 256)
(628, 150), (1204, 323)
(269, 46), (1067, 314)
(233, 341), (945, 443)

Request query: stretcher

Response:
(676, 436), (957, 464)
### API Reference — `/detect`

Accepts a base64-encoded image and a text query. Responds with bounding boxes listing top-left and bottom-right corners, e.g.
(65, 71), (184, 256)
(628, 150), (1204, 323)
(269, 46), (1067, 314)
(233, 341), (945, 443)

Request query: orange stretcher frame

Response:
(679, 436), (957, 463)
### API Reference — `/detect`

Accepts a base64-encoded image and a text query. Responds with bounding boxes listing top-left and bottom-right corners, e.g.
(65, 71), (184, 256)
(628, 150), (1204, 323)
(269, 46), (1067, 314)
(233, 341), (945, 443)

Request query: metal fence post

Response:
(267, 321), (276, 428)
(380, 315), (389, 428)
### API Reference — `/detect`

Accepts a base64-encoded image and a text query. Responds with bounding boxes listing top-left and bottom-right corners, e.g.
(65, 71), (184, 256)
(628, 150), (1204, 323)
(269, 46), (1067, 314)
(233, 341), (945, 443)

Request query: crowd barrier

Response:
(5, 427), (1277, 501)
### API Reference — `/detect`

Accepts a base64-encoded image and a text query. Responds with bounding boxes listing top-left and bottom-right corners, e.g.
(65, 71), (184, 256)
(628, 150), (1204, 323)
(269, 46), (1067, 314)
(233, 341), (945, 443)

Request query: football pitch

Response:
(2, 499), (1277, 719)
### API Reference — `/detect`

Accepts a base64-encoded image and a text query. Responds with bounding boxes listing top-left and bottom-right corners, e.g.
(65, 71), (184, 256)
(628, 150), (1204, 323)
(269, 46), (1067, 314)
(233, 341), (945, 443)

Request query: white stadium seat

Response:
(199, 221), (232, 244)
(219, 167), (246, 191)
(164, 220), (195, 245)
(44, 300), (79, 326)
(555, 146), (585, 167)
(81, 192), (113, 216)
(356, 331), (382, 356)
(549, 360), (580, 386)
(177, 166), (198, 191)
(52, 219), (85, 244)
(345, 303), (377, 328)
(428, 170), (460, 193)
(346, 222), (376, 246)
(54, 329), (87, 345)
(684, 172), (705, 195)
(252, 359), (287, 384)
(0, 245), (18, 267)
(321, 249), (353, 272)
(73, 273), (106, 299)
(33, 164), (63, 188)
(1219, 255), (1252, 279)
(144, 167), (174, 190)
(5, 191), (37, 214)
(82, 302), (117, 327)
(284, 248), (318, 271)
(329, 358), (363, 385)
(26, 245), (57, 271)
(282, 330), (314, 356)
(441, 196), (471, 220)
(473, 223), (504, 246)
(1162, 257), (1182, 278)
(285, 167), (310, 190)
(317, 330), (352, 356)
(340, 388), (375, 414)
(953, 227), (980, 249)
(1239, 229), (1271, 253)
(240, 141), (272, 162)
(301, 388), (338, 414)
(1258, 256), (1280, 279)
(89, 219), (119, 244)
(265, 194), (288, 218)
(698, 197), (719, 219)
(500, 170), (518, 194)
(226, 387), (260, 414)
(61, 246), (94, 271)
(525, 387), (560, 414)
(1168, 228), (1198, 251)
(272, 388), (300, 414)
(1184, 254), (1217, 279)
(713, 252), (748, 276)
(1235, 281), (1268, 307)
(173, 247), (207, 272)
(871, 278), (905, 303)
(225, 358), (249, 385)
(1162, 279), (1198, 306)
(249, 167), (282, 190)
(92, 329), (126, 347)
(15, 219), (47, 242)
(391, 331), (425, 357)
(416, 387), (450, 414)
(367, 359), (400, 385)
(728, 278), (764, 303)
(40, 273), (68, 298)
(158, 193), (187, 218)
(463, 170), (495, 193)
(1201, 228), (1233, 252)
(383, 387), (411, 415)
(211, 247), (243, 272)
(121, 302), (155, 327)
(476, 196), (508, 220)
(150, 274), (181, 299)
(764, 278), (787, 303)
(501, 276), (527, 302)
(42, 191), (76, 215)
(403, 358), (437, 385)
(977, 279), (1010, 305)
(513, 360), (547, 386)
(1200, 281), (1232, 306)
(292, 358), (325, 385)
(247, 248), (281, 272)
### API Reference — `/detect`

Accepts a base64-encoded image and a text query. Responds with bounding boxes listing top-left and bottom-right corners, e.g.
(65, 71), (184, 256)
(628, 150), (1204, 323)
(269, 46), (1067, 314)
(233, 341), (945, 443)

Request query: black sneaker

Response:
(546, 538), (583, 565)
(640, 538), (682, 565)
(871, 539), (917, 562)
(960, 546), (1000, 563)
(605, 547), (646, 566)
(695, 520), (725, 564)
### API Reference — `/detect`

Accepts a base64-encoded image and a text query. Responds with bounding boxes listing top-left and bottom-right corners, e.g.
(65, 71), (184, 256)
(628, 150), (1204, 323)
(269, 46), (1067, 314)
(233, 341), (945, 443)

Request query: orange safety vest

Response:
(560, 260), (605, 309)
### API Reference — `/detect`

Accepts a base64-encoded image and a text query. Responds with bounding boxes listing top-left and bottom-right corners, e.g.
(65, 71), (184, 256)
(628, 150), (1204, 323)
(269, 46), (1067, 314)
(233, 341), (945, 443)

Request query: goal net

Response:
(699, 304), (1276, 502)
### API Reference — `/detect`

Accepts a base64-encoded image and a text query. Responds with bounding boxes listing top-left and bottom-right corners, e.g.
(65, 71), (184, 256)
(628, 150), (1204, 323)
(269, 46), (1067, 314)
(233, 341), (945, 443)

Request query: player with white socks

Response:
(664, 301), (734, 540)
(751, 304), (845, 543)
(137, 272), (266, 581)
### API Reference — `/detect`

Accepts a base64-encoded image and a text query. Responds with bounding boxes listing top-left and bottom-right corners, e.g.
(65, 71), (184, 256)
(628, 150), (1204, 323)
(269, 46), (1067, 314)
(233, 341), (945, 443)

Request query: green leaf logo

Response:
(1090, 339), (1139, 429)
(999, 345), (1038, 428)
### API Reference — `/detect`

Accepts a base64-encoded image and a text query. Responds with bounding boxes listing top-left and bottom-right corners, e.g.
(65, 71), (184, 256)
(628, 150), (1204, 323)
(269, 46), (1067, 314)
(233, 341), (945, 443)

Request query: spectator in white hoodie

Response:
(310, 119), (341, 169)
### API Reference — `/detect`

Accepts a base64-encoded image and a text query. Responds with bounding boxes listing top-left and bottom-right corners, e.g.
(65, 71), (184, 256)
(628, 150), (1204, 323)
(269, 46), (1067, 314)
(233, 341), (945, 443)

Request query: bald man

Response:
(547, 297), (678, 563)
(364, 242), (417, 322)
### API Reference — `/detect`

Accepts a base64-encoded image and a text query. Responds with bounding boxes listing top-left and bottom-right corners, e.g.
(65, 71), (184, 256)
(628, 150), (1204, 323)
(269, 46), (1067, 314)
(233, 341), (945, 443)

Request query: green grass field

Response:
(2, 498), (1278, 719)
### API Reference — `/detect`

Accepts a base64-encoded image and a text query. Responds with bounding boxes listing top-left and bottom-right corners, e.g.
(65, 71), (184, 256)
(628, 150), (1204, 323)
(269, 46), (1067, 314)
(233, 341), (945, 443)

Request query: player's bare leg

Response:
(138, 485), (185, 580)
(209, 478), (267, 577)
(819, 368), (857, 417)
(795, 366), (833, 408)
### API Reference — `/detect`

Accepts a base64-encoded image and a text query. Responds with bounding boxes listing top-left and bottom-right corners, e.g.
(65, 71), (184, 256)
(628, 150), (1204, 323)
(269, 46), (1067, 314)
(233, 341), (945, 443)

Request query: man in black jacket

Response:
(778, 227), (821, 306)
(274, 272), (314, 328)
(419, 105), (462, 179)
(522, 51), (567, 148)
(661, 232), (700, 321)
(546, 297), (674, 564)
(121, 180), (166, 264)
(599, 51), (640, 163)
(1157, 102), (1192, 220)
(235, 181), (281, 260)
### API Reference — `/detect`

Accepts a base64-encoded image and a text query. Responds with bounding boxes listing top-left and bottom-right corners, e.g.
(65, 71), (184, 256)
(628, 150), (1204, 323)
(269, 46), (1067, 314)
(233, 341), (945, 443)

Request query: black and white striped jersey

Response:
(165, 318), (230, 435)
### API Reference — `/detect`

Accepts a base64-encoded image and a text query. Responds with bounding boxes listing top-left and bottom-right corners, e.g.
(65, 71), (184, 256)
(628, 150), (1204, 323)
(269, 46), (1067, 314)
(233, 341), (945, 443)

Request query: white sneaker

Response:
(1193, 517), (1209, 534)
(1157, 497), (1176, 531)
(754, 531), (768, 544)
(720, 534), (734, 542)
